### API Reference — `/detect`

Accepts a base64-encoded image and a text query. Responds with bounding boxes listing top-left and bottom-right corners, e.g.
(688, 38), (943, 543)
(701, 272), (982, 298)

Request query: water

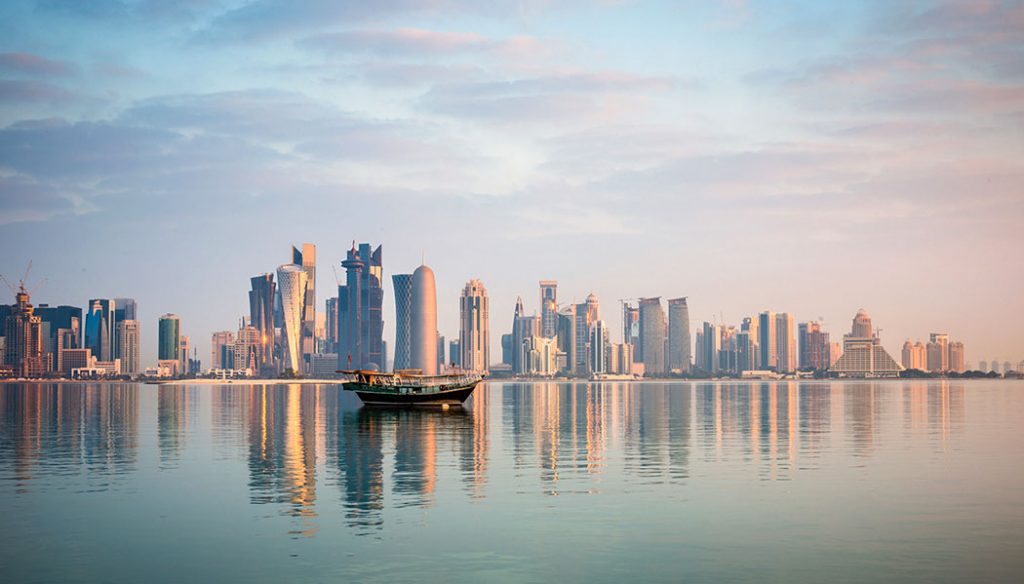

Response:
(1, 380), (1022, 583)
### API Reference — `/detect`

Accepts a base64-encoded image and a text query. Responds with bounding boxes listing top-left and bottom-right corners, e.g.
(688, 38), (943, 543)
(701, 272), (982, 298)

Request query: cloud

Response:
(0, 52), (73, 76)
(0, 79), (76, 103)
(299, 27), (548, 59)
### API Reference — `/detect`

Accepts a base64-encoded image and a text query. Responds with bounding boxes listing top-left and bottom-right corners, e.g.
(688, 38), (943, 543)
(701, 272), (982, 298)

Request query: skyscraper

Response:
(738, 316), (759, 371)
(211, 331), (235, 370)
(667, 297), (691, 373)
(292, 244), (317, 373)
(85, 299), (114, 362)
(459, 279), (490, 373)
(948, 342), (965, 373)
(927, 333), (950, 372)
(4, 286), (44, 377)
(798, 321), (830, 371)
(392, 273), (413, 371)
(775, 313), (796, 374)
(112, 298), (137, 364)
(277, 264), (307, 374)
(758, 311), (778, 371)
(249, 273), (276, 372)
(557, 304), (577, 374)
(35, 304), (82, 372)
(158, 314), (180, 362)
(325, 297), (339, 354)
(539, 280), (558, 339)
(117, 319), (140, 375)
(410, 264), (438, 376)
(589, 320), (608, 374)
(338, 242), (385, 371)
(830, 309), (902, 377)
(511, 296), (526, 374)
(574, 294), (600, 374)
(638, 297), (666, 376)
(698, 322), (721, 373)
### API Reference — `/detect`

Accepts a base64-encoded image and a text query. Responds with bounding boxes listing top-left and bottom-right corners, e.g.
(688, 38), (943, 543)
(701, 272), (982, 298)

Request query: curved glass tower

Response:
(276, 264), (307, 374)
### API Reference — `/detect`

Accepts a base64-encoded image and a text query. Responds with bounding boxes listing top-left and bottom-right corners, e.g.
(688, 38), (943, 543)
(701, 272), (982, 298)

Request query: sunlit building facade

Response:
(277, 264), (308, 374)
(830, 309), (902, 377)
(638, 297), (666, 376)
(667, 297), (691, 373)
(459, 279), (490, 373)
(410, 264), (438, 376)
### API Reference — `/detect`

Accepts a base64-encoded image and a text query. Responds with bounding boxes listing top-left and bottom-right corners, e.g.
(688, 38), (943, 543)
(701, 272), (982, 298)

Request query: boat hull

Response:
(348, 381), (479, 407)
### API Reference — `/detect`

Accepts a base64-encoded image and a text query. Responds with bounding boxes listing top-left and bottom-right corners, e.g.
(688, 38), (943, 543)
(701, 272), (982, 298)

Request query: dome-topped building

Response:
(851, 308), (873, 338)
(410, 264), (438, 376)
(831, 308), (902, 378)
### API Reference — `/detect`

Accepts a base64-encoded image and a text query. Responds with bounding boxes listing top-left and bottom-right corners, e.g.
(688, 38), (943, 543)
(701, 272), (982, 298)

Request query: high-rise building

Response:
(248, 273), (276, 372)
(698, 322), (721, 373)
(574, 294), (600, 374)
(392, 273), (413, 371)
(35, 304), (82, 373)
(798, 321), (830, 371)
(902, 340), (927, 370)
(291, 244), (317, 373)
(758, 311), (778, 371)
(589, 320), (608, 374)
(4, 286), (44, 377)
(234, 325), (261, 373)
(720, 325), (737, 373)
(85, 299), (114, 362)
(638, 297), (666, 376)
(179, 334), (191, 374)
(158, 314), (180, 364)
(830, 309), (902, 377)
(539, 280), (558, 339)
(667, 297), (691, 373)
(948, 342), (965, 373)
(623, 303), (639, 349)
(337, 243), (384, 371)
(437, 334), (446, 370)
(738, 317), (759, 371)
(927, 333), (950, 372)
(117, 319), (140, 375)
(277, 264), (307, 374)
(112, 298), (137, 363)
(211, 331), (235, 370)
(449, 340), (461, 368)
(459, 279), (490, 373)
(557, 305), (577, 374)
(410, 264), (438, 376)
(511, 296), (527, 374)
(325, 297), (339, 354)
(522, 336), (558, 376)
(775, 313), (796, 373)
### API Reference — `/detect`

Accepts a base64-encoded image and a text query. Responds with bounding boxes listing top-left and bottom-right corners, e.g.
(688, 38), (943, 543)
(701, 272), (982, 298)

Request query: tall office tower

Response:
(449, 340), (461, 368)
(699, 322), (721, 372)
(511, 296), (526, 373)
(736, 329), (755, 372)
(739, 317), (759, 370)
(927, 333), (950, 372)
(277, 264), (308, 374)
(249, 273), (276, 372)
(291, 244), (317, 372)
(570, 293), (600, 374)
(720, 325), (737, 373)
(501, 333), (514, 366)
(211, 331), (235, 370)
(112, 298), (137, 362)
(775, 313), (796, 373)
(35, 304), (82, 372)
(557, 305), (577, 374)
(337, 243), (384, 371)
(179, 335), (191, 374)
(234, 325), (260, 372)
(392, 273), (413, 370)
(589, 320), (609, 374)
(4, 286), (44, 377)
(85, 299), (115, 362)
(667, 297), (691, 373)
(539, 281), (558, 338)
(325, 297), (339, 354)
(410, 264), (438, 376)
(117, 319), (140, 375)
(638, 297), (666, 376)
(902, 340), (919, 370)
(622, 303), (639, 348)
(798, 321), (830, 370)
(758, 311), (778, 371)
(158, 314), (180, 362)
(459, 279), (490, 373)
(948, 342), (965, 373)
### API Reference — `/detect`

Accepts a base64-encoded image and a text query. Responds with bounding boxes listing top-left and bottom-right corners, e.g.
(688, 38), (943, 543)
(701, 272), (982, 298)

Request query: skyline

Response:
(1, 0), (1022, 364)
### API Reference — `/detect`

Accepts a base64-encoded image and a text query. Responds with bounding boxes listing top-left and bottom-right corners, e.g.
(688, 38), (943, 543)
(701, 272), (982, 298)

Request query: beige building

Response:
(459, 279), (490, 373)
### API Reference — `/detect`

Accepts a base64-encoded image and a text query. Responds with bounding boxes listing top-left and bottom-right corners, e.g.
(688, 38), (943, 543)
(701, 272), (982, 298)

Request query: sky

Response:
(1, 0), (1022, 368)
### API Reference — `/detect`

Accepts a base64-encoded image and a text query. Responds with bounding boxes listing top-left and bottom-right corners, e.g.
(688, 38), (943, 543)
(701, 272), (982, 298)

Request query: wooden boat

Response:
(340, 369), (483, 407)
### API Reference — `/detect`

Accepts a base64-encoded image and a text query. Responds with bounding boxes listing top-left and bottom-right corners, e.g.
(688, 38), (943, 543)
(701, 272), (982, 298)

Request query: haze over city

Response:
(1, 0), (1022, 367)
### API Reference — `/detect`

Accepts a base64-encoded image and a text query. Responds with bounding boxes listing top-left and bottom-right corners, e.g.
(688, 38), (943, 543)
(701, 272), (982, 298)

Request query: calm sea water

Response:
(1, 380), (1022, 583)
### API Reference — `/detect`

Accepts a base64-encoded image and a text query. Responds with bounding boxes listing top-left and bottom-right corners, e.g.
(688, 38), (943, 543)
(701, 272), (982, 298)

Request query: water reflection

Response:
(0, 383), (138, 492)
(0, 381), (968, 530)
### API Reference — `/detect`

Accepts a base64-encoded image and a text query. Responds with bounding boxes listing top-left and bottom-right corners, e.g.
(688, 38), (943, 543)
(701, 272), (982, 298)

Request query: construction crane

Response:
(0, 260), (45, 299)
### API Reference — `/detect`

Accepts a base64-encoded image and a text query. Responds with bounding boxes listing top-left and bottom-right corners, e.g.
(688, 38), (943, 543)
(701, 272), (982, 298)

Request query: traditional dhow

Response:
(340, 369), (483, 406)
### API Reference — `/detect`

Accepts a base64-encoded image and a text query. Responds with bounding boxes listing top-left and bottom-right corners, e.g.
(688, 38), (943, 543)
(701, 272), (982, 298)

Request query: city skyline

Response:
(1, 1), (1022, 365)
